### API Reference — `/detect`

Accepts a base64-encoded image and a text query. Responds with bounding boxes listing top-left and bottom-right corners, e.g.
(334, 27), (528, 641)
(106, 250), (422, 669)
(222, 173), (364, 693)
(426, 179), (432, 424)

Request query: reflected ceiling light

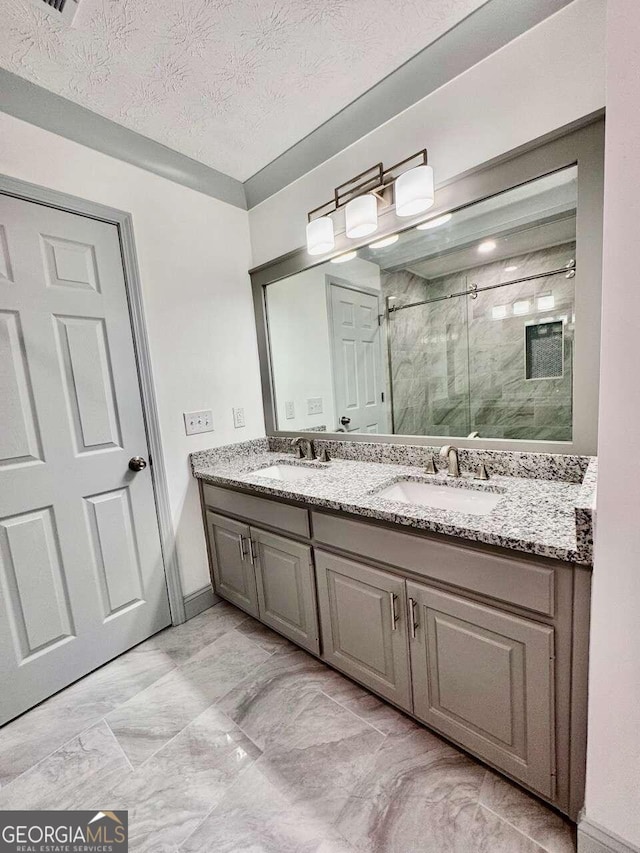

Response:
(369, 234), (399, 249)
(478, 240), (497, 254)
(330, 251), (358, 264)
(537, 293), (555, 311)
(505, 264), (519, 272)
(305, 216), (335, 256)
(492, 305), (508, 320)
(304, 150), (435, 256)
(345, 194), (378, 238)
(416, 213), (452, 230)
(395, 165), (435, 217)
(513, 299), (530, 315)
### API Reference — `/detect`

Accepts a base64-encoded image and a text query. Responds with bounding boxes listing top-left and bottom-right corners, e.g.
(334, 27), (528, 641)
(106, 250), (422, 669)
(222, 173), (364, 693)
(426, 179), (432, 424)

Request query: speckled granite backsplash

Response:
(264, 437), (591, 483)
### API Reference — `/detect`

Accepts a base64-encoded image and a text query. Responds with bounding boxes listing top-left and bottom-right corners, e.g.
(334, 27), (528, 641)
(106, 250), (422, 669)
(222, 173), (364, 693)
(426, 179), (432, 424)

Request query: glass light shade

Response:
(395, 165), (435, 217)
(345, 194), (378, 238)
(306, 216), (335, 255)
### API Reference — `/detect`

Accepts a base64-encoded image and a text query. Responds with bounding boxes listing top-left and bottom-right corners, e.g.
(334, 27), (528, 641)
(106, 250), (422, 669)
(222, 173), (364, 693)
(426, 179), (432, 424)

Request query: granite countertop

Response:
(191, 439), (597, 566)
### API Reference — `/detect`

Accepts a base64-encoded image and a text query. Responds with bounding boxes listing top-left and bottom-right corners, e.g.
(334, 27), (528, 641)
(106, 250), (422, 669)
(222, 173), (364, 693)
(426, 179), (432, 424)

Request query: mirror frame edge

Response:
(250, 113), (605, 457)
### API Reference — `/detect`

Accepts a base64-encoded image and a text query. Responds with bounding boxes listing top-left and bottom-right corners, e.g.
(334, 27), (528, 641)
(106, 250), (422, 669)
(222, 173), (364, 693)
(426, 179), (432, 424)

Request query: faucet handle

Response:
(318, 447), (330, 463)
(424, 454), (437, 475)
(474, 462), (490, 480)
(291, 437), (305, 459)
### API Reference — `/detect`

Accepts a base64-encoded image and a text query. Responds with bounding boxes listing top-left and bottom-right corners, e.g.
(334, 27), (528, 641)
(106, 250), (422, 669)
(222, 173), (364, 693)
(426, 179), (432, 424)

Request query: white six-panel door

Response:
(329, 283), (387, 433)
(0, 194), (171, 724)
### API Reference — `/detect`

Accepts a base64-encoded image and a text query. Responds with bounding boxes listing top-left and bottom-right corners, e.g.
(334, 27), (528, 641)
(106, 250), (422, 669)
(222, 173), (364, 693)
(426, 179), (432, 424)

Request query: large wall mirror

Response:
(252, 120), (604, 454)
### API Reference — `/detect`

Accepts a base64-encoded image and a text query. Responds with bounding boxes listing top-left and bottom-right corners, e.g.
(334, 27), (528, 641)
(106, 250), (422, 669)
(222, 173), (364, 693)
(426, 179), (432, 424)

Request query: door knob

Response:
(340, 416), (351, 426)
(128, 456), (147, 472)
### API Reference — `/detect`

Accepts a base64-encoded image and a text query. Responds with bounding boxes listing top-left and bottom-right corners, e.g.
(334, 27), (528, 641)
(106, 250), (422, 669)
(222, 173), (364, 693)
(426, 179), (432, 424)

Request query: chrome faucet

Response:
(291, 436), (316, 460)
(439, 444), (461, 478)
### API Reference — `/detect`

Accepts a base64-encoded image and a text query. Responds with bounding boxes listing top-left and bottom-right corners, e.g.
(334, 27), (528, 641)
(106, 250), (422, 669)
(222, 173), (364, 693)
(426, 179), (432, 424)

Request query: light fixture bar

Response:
(306, 149), (428, 223)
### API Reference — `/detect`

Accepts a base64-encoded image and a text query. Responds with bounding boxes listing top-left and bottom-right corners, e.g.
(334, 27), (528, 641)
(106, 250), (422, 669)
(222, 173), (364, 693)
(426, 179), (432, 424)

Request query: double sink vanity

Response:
(192, 436), (596, 821)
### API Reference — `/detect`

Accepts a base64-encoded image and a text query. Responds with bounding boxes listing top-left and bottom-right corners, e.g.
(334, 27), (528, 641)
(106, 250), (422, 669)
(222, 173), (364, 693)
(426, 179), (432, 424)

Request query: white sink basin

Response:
(377, 479), (502, 515)
(248, 464), (323, 482)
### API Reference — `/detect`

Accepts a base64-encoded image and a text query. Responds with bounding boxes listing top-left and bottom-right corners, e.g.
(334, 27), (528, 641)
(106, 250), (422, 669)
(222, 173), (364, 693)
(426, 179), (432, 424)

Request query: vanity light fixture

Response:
(330, 251), (358, 264)
(305, 150), (434, 255)
(478, 240), (497, 254)
(416, 213), (452, 230)
(306, 216), (335, 255)
(369, 234), (399, 249)
(395, 164), (435, 217)
(345, 194), (378, 238)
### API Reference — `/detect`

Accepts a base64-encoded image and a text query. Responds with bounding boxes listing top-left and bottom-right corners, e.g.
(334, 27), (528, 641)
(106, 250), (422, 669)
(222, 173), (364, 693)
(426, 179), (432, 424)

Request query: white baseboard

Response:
(183, 584), (220, 621)
(579, 818), (640, 853)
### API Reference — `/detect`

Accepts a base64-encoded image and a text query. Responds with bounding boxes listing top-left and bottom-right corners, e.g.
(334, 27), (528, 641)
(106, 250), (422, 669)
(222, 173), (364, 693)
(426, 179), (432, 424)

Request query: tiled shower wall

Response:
(383, 243), (576, 440)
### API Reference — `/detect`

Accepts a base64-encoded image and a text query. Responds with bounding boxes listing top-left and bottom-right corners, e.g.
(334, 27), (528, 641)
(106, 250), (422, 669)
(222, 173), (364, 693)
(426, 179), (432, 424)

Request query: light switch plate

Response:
(233, 407), (246, 428)
(307, 397), (323, 415)
(184, 410), (213, 435)
(285, 401), (295, 419)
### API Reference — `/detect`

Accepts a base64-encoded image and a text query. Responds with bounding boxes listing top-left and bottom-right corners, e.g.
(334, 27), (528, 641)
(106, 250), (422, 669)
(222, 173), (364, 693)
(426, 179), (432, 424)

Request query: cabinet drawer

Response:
(203, 483), (310, 538)
(312, 512), (555, 616)
(407, 581), (555, 798)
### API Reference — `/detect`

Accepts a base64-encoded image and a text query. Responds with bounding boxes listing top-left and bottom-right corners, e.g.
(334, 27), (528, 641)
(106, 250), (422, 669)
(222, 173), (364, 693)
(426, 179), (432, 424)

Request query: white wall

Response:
(248, 0), (606, 266)
(584, 1), (640, 847)
(0, 112), (264, 598)
(267, 258), (381, 431)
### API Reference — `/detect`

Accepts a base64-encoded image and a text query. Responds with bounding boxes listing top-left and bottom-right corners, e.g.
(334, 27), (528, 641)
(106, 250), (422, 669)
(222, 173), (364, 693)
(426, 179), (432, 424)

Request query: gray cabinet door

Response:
(315, 550), (412, 711)
(206, 510), (258, 618)
(407, 581), (555, 798)
(252, 529), (319, 654)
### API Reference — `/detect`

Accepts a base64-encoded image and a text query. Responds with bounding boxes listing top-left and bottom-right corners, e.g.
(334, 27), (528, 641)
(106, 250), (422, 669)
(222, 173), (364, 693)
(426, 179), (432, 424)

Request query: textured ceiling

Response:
(0, 0), (488, 181)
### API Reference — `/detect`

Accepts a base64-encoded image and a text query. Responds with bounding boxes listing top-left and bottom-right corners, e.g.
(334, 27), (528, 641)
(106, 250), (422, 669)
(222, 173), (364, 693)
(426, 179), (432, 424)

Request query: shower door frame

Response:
(251, 114), (604, 456)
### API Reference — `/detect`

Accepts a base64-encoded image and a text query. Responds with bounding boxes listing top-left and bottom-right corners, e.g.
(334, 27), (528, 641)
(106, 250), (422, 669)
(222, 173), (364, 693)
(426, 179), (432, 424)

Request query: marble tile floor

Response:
(0, 602), (576, 853)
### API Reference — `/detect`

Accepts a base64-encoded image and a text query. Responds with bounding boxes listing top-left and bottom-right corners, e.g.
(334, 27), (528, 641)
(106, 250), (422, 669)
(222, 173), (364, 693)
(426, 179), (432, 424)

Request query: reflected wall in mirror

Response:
(265, 166), (577, 442)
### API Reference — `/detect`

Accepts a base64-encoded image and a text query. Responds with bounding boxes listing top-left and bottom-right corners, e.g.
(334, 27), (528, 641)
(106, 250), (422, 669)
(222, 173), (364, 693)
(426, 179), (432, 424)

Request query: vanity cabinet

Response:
(206, 511), (259, 617)
(315, 550), (412, 711)
(252, 529), (319, 653)
(407, 581), (555, 798)
(199, 480), (589, 819)
(205, 507), (319, 653)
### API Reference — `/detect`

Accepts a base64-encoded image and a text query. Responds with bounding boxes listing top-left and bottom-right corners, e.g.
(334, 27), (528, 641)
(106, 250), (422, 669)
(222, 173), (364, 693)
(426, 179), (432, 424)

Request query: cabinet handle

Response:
(389, 592), (398, 630)
(248, 538), (258, 565)
(409, 597), (418, 639)
(238, 536), (246, 562)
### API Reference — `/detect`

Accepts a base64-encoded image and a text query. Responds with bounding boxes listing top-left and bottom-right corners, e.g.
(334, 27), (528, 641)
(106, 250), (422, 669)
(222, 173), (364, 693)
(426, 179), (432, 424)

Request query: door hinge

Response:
(148, 454), (153, 466)
(381, 391), (385, 402)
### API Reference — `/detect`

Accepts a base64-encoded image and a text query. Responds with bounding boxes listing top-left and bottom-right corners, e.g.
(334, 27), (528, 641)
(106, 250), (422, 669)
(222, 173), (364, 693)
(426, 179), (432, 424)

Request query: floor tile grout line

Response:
(0, 714), (123, 794)
(479, 802), (563, 852)
(132, 699), (251, 773)
(174, 756), (260, 853)
(317, 689), (391, 738)
(102, 718), (135, 773)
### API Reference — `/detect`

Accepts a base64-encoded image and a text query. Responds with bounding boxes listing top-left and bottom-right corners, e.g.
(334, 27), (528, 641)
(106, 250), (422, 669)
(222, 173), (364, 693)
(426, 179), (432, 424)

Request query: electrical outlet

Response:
(285, 401), (295, 419)
(307, 397), (323, 415)
(233, 407), (246, 428)
(183, 410), (213, 436)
